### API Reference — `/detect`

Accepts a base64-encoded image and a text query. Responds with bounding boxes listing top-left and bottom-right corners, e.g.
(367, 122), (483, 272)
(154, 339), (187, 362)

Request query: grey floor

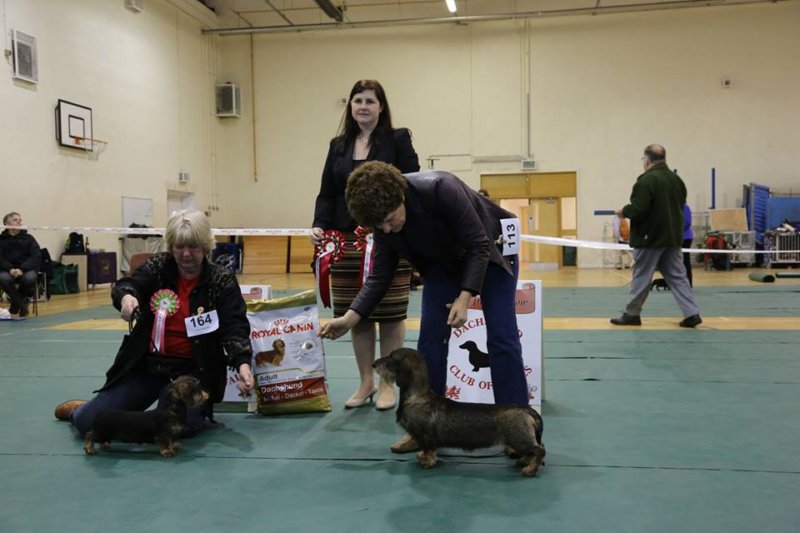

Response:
(1, 284), (799, 532)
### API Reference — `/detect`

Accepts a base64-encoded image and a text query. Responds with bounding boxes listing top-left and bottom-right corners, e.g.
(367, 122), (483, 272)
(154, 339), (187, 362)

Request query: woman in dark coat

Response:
(311, 80), (420, 411)
(320, 161), (529, 453)
(54, 210), (254, 436)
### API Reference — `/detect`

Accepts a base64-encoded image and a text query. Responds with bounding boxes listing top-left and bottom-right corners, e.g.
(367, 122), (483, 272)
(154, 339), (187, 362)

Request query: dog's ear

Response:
(395, 358), (412, 389)
(166, 381), (181, 402)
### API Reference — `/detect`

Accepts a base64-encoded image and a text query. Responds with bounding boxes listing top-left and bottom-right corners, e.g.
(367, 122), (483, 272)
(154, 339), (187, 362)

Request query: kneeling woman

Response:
(55, 210), (254, 435)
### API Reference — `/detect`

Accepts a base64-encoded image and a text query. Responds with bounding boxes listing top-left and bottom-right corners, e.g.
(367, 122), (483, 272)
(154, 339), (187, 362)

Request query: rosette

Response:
(354, 225), (375, 287)
(314, 230), (346, 308)
(149, 289), (180, 353)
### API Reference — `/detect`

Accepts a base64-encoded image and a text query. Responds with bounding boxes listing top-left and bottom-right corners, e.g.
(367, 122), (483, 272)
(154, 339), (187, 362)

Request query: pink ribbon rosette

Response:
(149, 289), (180, 353)
(314, 230), (346, 308)
(354, 225), (375, 288)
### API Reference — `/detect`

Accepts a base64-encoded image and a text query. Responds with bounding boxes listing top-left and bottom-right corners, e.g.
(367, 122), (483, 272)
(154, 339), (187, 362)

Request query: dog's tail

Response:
(525, 406), (544, 444)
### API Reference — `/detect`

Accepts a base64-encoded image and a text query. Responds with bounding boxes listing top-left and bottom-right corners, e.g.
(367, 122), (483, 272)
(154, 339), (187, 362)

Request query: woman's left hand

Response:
(446, 291), (472, 329)
(237, 363), (255, 396)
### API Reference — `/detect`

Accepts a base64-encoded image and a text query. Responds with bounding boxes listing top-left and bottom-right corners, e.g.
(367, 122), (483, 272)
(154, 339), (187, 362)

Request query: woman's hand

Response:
(310, 227), (325, 246)
(120, 294), (139, 322)
(318, 310), (360, 340)
(237, 363), (255, 396)
(446, 291), (472, 329)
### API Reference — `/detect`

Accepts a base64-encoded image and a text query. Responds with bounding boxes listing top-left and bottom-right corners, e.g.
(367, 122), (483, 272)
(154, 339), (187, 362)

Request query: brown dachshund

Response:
(254, 339), (286, 367)
(374, 348), (545, 477)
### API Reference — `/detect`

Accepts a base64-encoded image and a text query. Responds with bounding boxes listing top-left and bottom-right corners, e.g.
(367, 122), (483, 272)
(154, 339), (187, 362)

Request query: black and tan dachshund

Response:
(83, 376), (209, 457)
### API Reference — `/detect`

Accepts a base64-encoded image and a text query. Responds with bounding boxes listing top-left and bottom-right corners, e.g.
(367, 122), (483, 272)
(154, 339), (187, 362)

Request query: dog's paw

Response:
(520, 455), (544, 477)
(100, 441), (111, 449)
(160, 447), (176, 458)
(83, 443), (97, 456)
(416, 450), (438, 469)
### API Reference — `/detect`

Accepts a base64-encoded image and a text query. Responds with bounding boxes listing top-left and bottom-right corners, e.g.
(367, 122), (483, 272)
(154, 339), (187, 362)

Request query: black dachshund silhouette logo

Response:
(459, 341), (490, 372)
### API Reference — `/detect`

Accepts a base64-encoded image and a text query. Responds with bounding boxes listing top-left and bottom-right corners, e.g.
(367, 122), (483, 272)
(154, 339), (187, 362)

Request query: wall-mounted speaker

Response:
(11, 29), (38, 84)
(216, 83), (241, 118)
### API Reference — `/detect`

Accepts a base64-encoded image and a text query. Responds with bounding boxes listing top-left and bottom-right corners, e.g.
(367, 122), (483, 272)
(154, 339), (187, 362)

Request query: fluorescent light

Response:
(445, 0), (456, 13)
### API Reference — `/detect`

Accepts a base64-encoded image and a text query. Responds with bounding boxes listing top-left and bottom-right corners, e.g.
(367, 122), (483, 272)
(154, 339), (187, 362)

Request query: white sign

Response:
(184, 310), (219, 337)
(499, 217), (521, 256)
(222, 285), (273, 406)
(445, 280), (543, 408)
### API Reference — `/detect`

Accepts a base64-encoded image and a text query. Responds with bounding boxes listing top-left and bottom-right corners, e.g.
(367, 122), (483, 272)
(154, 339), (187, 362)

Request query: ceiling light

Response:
(445, 0), (457, 14)
(314, 0), (343, 22)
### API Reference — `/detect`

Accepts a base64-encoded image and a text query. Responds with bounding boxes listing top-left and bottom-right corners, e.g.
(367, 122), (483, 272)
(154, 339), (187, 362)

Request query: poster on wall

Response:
(445, 280), (543, 409)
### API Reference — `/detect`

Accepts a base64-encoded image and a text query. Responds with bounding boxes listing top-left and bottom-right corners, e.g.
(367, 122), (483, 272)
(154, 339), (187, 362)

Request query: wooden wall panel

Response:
(480, 174), (528, 198)
(242, 236), (288, 274)
(289, 236), (315, 273)
(528, 172), (577, 197)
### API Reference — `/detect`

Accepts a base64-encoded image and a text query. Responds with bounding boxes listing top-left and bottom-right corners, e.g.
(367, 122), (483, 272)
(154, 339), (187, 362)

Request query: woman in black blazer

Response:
(311, 80), (420, 411)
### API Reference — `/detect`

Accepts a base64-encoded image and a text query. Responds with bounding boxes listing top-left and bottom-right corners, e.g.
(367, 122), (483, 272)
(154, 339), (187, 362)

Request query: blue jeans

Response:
(418, 258), (529, 406)
(71, 368), (208, 437)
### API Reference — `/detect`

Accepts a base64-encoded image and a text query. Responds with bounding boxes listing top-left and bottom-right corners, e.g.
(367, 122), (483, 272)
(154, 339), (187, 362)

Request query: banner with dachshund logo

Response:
(445, 280), (542, 408)
(246, 290), (332, 414)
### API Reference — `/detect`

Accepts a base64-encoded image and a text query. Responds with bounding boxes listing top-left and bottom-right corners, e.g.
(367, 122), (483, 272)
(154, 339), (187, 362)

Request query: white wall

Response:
(529, 5), (800, 264)
(2, 2), (798, 268)
(0, 0), (218, 258)
(215, 2), (800, 266)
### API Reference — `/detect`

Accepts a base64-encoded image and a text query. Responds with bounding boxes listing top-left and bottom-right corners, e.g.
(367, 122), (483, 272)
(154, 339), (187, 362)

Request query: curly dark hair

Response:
(345, 161), (407, 227)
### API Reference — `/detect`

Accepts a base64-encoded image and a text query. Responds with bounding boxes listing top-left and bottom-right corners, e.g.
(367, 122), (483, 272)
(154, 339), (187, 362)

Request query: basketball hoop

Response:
(72, 135), (108, 161)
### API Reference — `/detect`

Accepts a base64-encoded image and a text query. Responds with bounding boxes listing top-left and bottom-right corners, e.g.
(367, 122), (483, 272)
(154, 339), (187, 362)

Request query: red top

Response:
(163, 276), (199, 358)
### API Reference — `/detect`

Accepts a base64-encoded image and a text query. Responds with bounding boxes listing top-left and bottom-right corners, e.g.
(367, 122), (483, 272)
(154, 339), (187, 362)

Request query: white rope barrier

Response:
(3, 225), (799, 255)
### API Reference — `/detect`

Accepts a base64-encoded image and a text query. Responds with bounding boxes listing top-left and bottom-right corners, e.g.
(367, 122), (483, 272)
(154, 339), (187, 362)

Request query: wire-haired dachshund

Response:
(83, 376), (209, 457)
(374, 348), (546, 477)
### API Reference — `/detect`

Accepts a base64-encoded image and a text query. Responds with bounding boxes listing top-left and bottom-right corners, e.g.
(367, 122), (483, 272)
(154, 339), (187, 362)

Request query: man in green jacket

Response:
(610, 144), (702, 328)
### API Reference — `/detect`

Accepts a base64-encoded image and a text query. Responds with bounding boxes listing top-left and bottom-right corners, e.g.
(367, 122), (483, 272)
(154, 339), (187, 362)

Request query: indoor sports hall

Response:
(2, 1), (799, 532)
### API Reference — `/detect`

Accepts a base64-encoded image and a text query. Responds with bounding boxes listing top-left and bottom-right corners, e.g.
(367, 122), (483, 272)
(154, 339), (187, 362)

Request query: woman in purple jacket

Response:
(683, 204), (694, 287)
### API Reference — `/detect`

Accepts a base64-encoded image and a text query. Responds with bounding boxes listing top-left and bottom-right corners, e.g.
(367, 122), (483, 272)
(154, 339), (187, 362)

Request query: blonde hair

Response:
(165, 210), (215, 255)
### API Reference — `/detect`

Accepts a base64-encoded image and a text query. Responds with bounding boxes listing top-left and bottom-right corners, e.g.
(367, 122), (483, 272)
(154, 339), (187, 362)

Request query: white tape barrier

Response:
(3, 225), (309, 237)
(3, 225), (799, 255)
(519, 234), (800, 254)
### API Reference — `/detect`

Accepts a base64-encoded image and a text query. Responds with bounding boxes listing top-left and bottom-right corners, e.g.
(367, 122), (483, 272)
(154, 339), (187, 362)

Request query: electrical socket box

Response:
(521, 159), (537, 171)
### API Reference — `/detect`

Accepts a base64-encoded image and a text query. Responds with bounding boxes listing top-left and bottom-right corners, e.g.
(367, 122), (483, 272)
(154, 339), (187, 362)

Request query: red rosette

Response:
(354, 226), (375, 287)
(314, 230), (346, 308)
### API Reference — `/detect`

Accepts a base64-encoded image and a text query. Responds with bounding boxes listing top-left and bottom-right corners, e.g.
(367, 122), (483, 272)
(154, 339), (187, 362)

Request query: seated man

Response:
(0, 212), (41, 317)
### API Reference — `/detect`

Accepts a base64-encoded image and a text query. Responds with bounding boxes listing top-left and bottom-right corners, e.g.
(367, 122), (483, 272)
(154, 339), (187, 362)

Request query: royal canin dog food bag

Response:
(246, 290), (332, 414)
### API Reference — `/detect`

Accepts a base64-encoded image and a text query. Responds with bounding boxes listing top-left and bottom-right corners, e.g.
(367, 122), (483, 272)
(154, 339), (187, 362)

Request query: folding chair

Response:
(31, 271), (47, 317)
